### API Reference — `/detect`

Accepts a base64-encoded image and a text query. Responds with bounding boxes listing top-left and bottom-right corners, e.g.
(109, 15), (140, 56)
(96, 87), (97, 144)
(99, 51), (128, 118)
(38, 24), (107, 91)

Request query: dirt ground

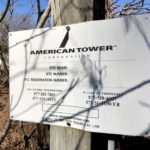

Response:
(0, 86), (49, 150)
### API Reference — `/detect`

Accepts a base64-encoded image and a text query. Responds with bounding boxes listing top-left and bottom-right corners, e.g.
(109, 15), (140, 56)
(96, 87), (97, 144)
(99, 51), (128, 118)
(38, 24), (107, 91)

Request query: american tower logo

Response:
(30, 26), (116, 55)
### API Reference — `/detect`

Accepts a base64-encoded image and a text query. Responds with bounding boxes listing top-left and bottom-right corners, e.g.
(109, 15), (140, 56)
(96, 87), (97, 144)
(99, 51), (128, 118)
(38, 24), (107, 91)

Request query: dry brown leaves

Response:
(0, 86), (40, 150)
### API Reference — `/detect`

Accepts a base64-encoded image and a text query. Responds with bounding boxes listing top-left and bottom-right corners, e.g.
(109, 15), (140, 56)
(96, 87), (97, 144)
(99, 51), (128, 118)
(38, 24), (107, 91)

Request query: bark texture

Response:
(50, 0), (93, 26)
(50, 0), (93, 150)
(50, 126), (91, 150)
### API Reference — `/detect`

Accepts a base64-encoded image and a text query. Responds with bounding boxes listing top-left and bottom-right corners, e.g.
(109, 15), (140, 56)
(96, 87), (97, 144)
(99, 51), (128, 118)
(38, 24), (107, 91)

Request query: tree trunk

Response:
(50, 0), (93, 150)
(50, 0), (93, 26)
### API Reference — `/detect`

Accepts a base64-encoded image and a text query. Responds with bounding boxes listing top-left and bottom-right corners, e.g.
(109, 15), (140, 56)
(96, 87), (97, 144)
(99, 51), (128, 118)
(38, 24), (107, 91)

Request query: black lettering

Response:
(30, 45), (115, 55)
(43, 50), (47, 54)
(30, 51), (35, 55)
(69, 48), (75, 53)
(62, 49), (68, 53)
(36, 50), (43, 54)
(99, 46), (105, 51)
(82, 47), (88, 52)
(106, 45), (113, 50)
(89, 46), (99, 51)
(77, 48), (82, 52)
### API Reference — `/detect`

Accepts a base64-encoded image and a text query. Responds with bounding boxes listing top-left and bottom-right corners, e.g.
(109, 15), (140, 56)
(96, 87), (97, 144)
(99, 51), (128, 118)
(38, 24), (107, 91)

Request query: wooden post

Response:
(108, 140), (115, 150)
(50, 0), (107, 150)
(50, 0), (92, 150)
(50, 126), (91, 150)
(50, 0), (93, 26)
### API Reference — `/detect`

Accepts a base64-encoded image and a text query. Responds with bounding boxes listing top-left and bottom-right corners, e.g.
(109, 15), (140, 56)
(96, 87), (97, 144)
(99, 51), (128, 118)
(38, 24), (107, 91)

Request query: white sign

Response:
(9, 15), (150, 136)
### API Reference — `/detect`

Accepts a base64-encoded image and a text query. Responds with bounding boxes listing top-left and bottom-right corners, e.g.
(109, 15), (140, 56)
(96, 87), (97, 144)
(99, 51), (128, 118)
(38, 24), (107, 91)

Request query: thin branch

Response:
(0, 119), (12, 144)
(108, 0), (150, 17)
(0, 0), (10, 23)
(18, 122), (36, 148)
(37, 0), (41, 23)
(126, 2), (140, 15)
(36, 0), (51, 28)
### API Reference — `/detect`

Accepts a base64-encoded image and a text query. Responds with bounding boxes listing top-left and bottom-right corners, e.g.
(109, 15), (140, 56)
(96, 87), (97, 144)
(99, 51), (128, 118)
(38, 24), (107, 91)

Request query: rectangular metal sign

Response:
(9, 14), (150, 136)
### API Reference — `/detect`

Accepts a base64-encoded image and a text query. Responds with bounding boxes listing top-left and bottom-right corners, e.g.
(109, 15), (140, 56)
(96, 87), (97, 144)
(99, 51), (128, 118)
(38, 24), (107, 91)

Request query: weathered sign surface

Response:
(9, 14), (150, 136)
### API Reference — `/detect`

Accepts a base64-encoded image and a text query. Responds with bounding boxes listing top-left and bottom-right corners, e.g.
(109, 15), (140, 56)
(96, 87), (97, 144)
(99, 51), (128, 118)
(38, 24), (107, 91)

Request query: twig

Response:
(36, 0), (51, 28)
(0, 0), (10, 23)
(0, 119), (12, 144)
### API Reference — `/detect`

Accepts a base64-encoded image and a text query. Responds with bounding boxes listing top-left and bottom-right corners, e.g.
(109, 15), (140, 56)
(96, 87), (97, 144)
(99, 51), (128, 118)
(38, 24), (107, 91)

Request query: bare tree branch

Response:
(0, 0), (10, 23)
(0, 119), (12, 144)
(37, 0), (41, 16)
(36, 0), (51, 28)
(18, 122), (36, 148)
(36, 0), (41, 24)
(106, 0), (150, 18)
